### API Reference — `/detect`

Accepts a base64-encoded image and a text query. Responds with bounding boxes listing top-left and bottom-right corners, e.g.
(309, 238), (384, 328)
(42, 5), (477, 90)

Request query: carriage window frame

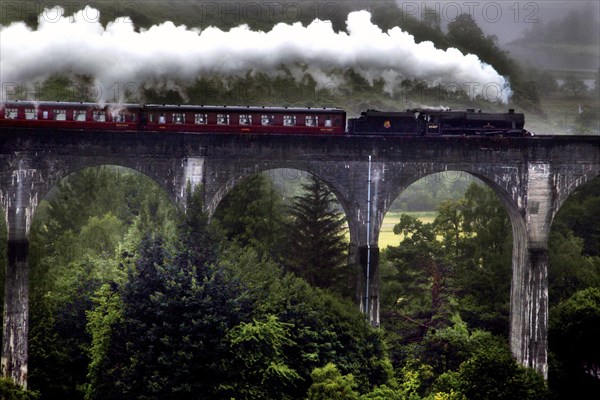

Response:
(172, 113), (184, 124)
(54, 109), (67, 121)
(305, 115), (318, 127)
(25, 108), (37, 120)
(217, 114), (230, 125)
(239, 114), (252, 125)
(283, 115), (296, 126)
(4, 108), (18, 119)
(93, 110), (106, 122)
(74, 110), (87, 122)
(261, 114), (274, 126)
(114, 113), (125, 122)
(194, 113), (208, 124)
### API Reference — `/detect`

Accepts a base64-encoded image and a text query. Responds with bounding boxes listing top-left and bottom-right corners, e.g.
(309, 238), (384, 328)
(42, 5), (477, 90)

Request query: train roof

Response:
(358, 108), (522, 116)
(1, 101), (345, 113)
(1, 100), (141, 108)
(143, 104), (345, 113)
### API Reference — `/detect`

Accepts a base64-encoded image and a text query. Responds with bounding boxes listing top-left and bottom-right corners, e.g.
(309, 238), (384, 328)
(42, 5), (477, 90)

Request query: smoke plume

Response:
(0, 6), (512, 103)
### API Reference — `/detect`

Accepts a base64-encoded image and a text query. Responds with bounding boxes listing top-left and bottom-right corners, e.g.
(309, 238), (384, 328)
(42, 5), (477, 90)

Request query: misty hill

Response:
(506, 3), (599, 72)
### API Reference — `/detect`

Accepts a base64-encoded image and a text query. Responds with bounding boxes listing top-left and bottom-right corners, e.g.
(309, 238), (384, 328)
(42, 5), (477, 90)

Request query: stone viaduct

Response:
(0, 127), (599, 387)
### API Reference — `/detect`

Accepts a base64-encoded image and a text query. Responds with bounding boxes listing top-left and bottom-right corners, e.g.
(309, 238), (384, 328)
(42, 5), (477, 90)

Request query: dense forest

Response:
(1, 1), (599, 399)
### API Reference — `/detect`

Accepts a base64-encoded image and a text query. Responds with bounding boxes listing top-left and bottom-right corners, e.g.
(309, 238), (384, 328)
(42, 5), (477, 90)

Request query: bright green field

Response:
(378, 211), (437, 249)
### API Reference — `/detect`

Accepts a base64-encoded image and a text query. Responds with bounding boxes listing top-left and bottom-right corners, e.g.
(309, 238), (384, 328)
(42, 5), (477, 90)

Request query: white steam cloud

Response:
(0, 6), (512, 103)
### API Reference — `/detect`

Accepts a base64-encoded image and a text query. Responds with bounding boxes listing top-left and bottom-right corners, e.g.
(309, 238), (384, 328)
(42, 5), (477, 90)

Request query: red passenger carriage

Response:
(0, 101), (347, 135)
(0, 101), (140, 131)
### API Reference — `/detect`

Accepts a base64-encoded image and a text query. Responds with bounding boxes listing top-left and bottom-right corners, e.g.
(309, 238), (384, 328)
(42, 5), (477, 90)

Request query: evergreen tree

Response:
(284, 174), (349, 293)
(212, 173), (285, 256)
(87, 187), (253, 399)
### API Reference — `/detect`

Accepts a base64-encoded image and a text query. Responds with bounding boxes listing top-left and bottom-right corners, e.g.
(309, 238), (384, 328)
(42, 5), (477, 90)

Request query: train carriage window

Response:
(324, 116), (332, 127)
(159, 114), (166, 124)
(217, 114), (230, 125)
(93, 110), (106, 122)
(261, 115), (274, 126)
(25, 109), (37, 120)
(194, 113), (207, 124)
(239, 114), (252, 125)
(172, 113), (184, 124)
(54, 110), (67, 121)
(283, 115), (296, 126)
(5, 108), (18, 119)
(43, 111), (49, 119)
(119, 112), (135, 122)
(74, 110), (87, 121)
(305, 115), (318, 127)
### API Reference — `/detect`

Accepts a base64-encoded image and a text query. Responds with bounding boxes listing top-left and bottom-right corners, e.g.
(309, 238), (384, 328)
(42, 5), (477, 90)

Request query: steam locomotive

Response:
(0, 101), (528, 136)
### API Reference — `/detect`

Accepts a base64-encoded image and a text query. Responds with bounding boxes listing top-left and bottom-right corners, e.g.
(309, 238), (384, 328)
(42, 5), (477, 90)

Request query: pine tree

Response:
(284, 175), (349, 293)
(212, 173), (284, 256)
(87, 186), (253, 399)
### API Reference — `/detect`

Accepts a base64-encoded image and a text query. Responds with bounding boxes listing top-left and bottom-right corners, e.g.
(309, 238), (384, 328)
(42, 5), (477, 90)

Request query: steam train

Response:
(0, 101), (528, 136)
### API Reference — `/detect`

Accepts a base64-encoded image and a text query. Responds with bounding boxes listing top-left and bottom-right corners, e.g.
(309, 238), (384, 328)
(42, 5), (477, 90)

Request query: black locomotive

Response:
(347, 108), (527, 136)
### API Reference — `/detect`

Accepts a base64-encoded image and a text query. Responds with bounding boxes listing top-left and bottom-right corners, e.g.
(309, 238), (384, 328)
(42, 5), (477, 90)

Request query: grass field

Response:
(378, 211), (437, 249)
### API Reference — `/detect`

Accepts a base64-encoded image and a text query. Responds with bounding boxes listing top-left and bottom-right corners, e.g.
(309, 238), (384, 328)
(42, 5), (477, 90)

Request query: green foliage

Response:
(385, 183), (512, 335)
(548, 287), (600, 398)
(384, 211), (457, 338)
(220, 243), (393, 397)
(382, 182), (516, 394)
(223, 315), (300, 398)
(177, 183), (219, 268)
(359, 384), (405, 400)
(308, 363), (359, 400)
(451, 184), (512, 336)
(412, 318), (500, 376)
(284, 174), (350, 294)
(0, 378), (40, 400)
(85, 190), (257, 399)
(552, 177), (600, 257)
(82, 179), (392, 399)
(390, 320), (547, 400)
(548, 177), (600, 310)
(456, 346), (548, 400)
(85, 284), (125, 400)
(212, 173), (284, 256)
(27, 167), (177, 399)
(548, 230), (599, 305)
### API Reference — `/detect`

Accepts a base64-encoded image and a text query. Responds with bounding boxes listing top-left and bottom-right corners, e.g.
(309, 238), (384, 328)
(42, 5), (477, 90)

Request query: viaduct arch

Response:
(0, 128), (599, 387)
